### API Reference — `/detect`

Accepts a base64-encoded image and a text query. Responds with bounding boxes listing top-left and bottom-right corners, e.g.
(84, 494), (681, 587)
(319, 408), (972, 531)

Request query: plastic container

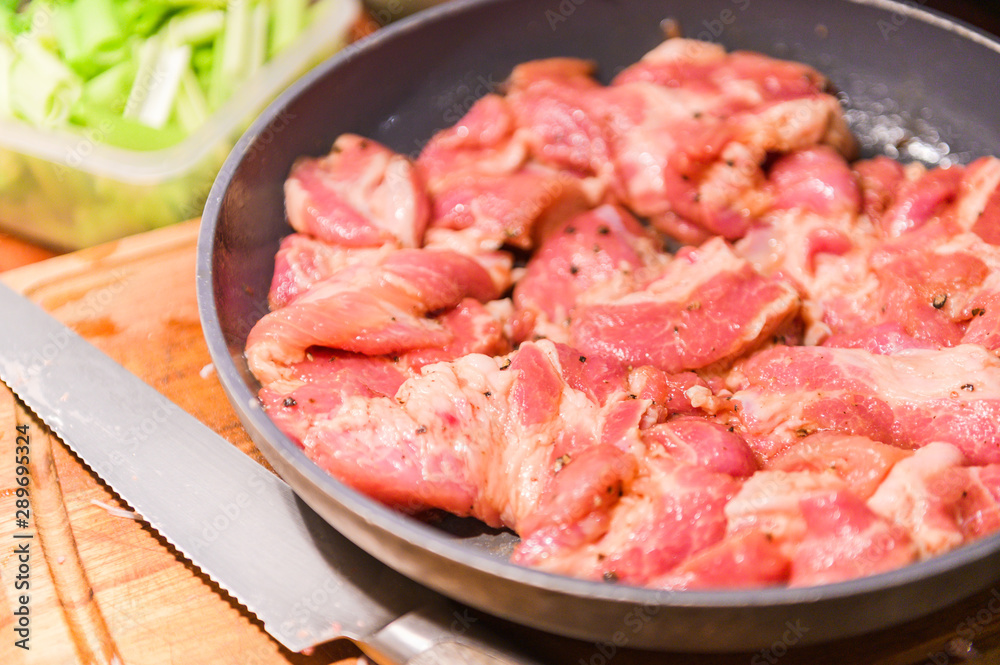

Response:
(0, 0), (360, 251)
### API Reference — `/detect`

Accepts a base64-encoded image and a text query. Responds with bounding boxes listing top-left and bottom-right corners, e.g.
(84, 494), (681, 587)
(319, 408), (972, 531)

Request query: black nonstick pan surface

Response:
(197, 0), (1000, 651)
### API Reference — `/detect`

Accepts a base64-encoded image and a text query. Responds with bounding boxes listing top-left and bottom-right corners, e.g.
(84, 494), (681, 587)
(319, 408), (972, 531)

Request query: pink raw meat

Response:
(246, 37), (1000, 591)
(728, 344), (1000, 464)
(285, 134), (430, 248)
(571, 237), (800, 373)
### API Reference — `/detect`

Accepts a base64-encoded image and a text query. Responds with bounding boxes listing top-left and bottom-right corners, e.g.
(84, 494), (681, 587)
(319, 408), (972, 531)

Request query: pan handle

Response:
(356, 598), (548, 665)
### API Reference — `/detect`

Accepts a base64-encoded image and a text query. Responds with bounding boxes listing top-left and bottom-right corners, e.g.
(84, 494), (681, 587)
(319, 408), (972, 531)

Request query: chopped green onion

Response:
(174, 62), (209, 133)
(165, 9), (225, 47)
(70, 103), (185, 150)
(138, 43), (191, 129)
(0, 0), (353, 147)
(269, 0), (306, 57)
(52, 0), (123, 77)
(217, 0), (251, 104)
(76, 59), (135, 115)
(9, 40), (81, 126)
(123, 33), (163, 121)
(247, 2), (269, 77)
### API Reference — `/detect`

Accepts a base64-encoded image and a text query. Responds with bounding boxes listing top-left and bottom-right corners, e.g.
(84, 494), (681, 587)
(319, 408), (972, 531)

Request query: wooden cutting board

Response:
(0, 220), (998, 665)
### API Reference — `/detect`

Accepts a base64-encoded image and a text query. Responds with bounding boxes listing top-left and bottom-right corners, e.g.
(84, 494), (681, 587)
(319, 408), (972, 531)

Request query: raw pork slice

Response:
(768, 433), (910, 499)
(513, 453), (739, 585)
(273, 340), (640, 529)
(571, 237), (801, 373)
(246, 248), (501, 386)
(607, 39), (855, 242)
(418, 92), (598, 250)
(728, 344), (1000, 464)
(267, 234), (392, 309)
(285, 134), (430, 247)
(788, 490), (916, 586)
(722, 471), (916, 586)
(512, 204), (668, 342)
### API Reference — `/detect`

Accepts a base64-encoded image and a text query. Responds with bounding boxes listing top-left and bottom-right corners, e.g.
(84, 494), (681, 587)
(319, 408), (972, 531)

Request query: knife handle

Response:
(358, 599), (547, 665)
(406, 642), (520, 665)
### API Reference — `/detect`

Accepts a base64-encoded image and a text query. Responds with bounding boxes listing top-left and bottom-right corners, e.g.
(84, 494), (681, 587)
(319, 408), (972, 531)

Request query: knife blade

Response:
(0, 281), (542, 665)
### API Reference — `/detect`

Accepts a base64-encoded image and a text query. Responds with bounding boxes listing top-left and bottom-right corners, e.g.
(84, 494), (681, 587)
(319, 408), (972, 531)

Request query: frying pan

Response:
(197, 0), (1000, 652)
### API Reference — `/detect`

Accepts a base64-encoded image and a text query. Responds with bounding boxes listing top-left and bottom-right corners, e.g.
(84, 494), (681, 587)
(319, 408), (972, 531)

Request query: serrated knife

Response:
(0, 281), (542, 665)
